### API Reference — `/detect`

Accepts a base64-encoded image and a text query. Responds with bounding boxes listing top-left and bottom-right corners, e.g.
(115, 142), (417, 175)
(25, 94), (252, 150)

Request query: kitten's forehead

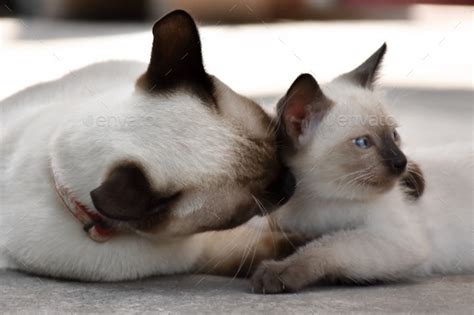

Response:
(321, 82), (396, 133)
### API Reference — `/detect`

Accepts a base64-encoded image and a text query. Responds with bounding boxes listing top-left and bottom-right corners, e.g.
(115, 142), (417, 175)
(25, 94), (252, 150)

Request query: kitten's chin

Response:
(326, 178), (398, 201)
(356, 177), (399, 199)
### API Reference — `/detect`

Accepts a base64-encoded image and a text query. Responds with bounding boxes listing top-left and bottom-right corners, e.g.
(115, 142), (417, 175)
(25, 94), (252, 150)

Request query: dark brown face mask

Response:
(89, 162), (296, 235)
(86, 11), (297, 236)
(378, 136), (408, 176)
(90, 162), (181, 222)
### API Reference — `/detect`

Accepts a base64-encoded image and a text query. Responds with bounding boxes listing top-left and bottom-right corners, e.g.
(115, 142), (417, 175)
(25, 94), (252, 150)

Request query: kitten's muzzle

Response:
(379, 137), (408, 176)
(390, 155), (407, 174)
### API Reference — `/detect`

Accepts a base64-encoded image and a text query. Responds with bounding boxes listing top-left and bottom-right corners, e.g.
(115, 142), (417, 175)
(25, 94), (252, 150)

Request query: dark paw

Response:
(250, 260), (300, 294)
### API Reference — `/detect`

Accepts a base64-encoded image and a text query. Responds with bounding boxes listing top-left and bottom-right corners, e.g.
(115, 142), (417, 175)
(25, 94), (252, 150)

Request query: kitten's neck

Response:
(274, 186), (370, 237)
(295, 177), (382, 206)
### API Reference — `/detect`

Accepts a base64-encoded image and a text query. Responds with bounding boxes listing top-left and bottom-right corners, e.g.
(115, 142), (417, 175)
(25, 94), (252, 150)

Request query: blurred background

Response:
(0, 0), (472, 147)
(1, 0), (472, 21)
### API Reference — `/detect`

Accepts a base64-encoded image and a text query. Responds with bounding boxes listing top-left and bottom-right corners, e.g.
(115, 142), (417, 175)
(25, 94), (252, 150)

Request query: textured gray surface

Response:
(1, 270), (473, 314)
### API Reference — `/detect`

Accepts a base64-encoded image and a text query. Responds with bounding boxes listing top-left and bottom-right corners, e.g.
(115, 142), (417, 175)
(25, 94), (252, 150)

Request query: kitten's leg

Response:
(251, 226), (429, 293)
(195, 220), (307, 277)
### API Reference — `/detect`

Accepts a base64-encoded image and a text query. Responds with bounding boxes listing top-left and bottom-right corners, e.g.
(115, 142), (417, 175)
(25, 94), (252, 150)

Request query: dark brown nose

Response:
(379, 134), (408, 176)
(390, 155), (407, 174)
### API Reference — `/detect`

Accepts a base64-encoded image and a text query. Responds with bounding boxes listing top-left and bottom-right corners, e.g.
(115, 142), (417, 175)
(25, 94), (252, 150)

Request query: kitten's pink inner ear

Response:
(278, 73), (333, 148)
(285, 100), (307, 136)
(281, 74), (320, 139)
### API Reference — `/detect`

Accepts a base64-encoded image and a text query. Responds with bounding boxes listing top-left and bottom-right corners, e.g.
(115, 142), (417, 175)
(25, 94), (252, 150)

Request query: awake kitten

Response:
(251, 44), (474, 293)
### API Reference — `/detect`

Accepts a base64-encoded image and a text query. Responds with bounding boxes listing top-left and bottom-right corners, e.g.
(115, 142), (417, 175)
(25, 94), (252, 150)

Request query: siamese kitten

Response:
(0, 10), (295, 281)
(251, 44), (474, 293)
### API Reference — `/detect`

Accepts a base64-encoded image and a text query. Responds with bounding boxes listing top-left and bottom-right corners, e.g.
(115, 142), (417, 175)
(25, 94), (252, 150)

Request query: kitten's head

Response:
(51, 10), (295, 238)
(278, 44), (407, 201)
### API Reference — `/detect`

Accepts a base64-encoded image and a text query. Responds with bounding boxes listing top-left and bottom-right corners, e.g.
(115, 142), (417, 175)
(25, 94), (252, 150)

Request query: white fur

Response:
(272, 79), (473, 283)
(0, 61), (269, 281)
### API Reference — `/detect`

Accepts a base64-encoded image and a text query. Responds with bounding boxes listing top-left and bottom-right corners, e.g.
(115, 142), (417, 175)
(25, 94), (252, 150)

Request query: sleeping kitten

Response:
(251, 44), (474, 293)
(0, 10), (295, 281)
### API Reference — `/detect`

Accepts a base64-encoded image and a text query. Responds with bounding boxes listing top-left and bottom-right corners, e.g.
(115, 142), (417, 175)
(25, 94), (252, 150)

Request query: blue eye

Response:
(352, 136), (372, 149)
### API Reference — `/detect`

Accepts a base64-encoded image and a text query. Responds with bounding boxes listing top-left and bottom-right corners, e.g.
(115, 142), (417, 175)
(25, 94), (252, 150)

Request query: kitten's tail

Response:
(399, 160), (425, 200)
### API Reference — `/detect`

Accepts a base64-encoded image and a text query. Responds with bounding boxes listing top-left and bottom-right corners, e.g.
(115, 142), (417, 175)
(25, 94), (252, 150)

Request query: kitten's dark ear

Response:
(277, 73), (332, 150)
(136, 10), (213, 96)
(90, 162), (179, 221)
(338, 43), (387, 89)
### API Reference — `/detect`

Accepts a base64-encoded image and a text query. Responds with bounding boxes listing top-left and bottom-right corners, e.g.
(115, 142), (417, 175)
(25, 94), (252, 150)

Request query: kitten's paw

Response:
(250, 260), (302, 294)
(250, 260), (287, 294)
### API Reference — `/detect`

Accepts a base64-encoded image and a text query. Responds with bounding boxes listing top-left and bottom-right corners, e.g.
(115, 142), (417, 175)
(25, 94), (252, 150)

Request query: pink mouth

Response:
(52, 168), (115, 242)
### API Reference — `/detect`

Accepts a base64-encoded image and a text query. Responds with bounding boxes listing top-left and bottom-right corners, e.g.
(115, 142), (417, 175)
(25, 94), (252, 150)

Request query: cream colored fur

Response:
(0, 60), (284, 281)
(251, 73), (473, 293)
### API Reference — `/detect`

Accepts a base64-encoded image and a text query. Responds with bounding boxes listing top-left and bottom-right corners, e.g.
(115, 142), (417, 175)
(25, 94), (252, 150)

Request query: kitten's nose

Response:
(390, 155), (407, 174)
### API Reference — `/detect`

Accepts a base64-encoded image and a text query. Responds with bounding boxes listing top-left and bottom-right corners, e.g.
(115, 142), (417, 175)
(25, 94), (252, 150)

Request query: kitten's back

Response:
(409, 143), (474, 275)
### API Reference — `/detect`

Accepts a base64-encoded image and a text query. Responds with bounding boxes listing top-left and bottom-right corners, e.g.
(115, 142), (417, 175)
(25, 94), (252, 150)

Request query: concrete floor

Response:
(1, 270), (473, 314)
(1, 4), (473, 314)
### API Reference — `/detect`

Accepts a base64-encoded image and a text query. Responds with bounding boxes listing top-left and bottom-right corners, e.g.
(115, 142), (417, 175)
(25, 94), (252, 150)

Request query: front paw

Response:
(250, 260), (302, 294)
